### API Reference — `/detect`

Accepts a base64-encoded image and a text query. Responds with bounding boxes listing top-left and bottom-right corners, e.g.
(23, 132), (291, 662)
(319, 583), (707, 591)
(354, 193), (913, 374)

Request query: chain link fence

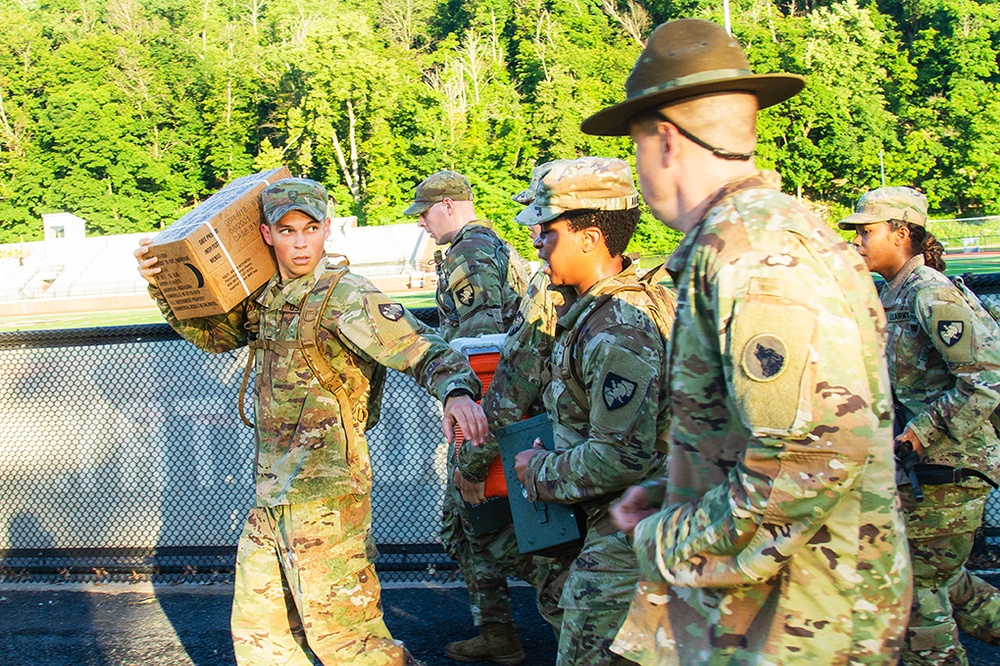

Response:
(1, 287), (999, 584)
(0, 309), (459, 584)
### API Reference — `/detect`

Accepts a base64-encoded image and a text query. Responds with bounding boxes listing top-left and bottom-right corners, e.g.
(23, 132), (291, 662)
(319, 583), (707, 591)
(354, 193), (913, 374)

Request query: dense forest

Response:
(0, 0), (998, 258)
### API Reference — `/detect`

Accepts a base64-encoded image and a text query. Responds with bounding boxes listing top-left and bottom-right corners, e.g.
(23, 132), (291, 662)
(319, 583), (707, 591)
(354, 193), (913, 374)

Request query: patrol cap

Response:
(513, 157), (639, 226)
(403, 170), (474, 216)
(261, 178), (329, 225)
(838, 186), (928, 230)
(581, 19), (805, 136)
(512, 160), (572, 205)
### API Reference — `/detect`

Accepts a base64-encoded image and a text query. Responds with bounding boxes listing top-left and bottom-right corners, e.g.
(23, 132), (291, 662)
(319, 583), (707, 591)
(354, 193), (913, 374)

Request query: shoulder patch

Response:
(937, 320), (964, 347)
(378, 303), (404, 321)
(456, 283), (475, 307)
(602, 372), (637, 410)
(742, 333), (788, 382)
(928, 301), (974, 364)
(509, 311), (524, 336)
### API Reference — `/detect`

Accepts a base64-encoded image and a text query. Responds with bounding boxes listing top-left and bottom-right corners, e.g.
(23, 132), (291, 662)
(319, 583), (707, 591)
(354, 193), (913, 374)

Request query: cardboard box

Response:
(151, 166), (289, 319)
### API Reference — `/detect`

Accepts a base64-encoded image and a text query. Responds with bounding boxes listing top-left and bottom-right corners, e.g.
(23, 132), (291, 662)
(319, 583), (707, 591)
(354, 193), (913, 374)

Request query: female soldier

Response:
(841, 186), (1000, 666)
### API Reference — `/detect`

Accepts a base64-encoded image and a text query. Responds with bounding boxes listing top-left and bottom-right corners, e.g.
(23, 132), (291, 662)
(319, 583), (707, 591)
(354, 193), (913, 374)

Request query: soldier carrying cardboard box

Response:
(135, 176), (488, 666)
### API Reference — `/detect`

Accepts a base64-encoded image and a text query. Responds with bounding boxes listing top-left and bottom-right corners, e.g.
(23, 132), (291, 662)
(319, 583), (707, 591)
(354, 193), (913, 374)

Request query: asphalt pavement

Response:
(2, 577), (999, 665)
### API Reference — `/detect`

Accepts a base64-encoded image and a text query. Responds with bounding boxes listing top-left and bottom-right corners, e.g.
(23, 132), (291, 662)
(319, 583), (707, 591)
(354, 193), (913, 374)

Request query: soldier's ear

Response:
(261, 223), (275, 247)
(581, 226), (604, 254)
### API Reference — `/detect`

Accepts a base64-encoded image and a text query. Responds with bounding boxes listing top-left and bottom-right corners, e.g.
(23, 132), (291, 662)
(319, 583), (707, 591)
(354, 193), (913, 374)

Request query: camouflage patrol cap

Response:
(838, 186), (928, 230)
(403, 170), (474, 216)
(512, 160), (572, 205)
(261, 178), (330, 225)
(514, 157), (639, 226)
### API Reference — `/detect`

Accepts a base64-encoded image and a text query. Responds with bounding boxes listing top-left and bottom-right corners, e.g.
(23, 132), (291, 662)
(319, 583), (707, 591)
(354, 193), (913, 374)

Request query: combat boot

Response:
(444, 622), (526, 665)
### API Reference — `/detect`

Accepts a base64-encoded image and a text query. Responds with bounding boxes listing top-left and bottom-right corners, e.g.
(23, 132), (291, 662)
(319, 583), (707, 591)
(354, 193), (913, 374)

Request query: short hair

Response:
(631, 92), (758, 156)
(564, 208), (640, 258)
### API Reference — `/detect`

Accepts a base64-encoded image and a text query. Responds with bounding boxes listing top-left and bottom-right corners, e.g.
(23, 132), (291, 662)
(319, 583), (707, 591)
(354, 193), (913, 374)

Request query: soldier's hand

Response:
(454, 468), (487, 505)
(134, 237), (161, 287)
(443, 395), (487, 446)
(894, 424), (925, 459)
(513, 438), (546, 484)
(611, 485), (659, 537)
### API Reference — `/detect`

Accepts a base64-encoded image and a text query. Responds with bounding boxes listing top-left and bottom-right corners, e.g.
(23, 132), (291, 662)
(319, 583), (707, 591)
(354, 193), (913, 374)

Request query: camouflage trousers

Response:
(231, 494), (414, 665)
(441, 456), (570, 632)
(900, 478), (1000, 666)
(557, 529), (638, 666)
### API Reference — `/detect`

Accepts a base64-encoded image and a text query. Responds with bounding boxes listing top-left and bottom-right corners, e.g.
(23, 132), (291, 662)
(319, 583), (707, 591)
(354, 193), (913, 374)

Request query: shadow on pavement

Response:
(2, 578), (999, 665)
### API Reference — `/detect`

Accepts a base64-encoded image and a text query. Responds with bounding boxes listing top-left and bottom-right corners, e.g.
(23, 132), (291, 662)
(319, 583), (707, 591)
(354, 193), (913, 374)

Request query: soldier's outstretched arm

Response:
(443, 393), (488, 447)
(334, 275), (483, 427)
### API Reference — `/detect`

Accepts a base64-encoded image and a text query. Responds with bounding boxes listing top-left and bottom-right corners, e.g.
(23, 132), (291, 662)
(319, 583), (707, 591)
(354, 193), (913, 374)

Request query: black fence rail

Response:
(1, 285), (999, 584)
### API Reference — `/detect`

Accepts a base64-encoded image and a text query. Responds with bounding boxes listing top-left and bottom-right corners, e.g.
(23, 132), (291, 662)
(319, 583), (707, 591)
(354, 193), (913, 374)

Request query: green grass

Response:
(3, 254), (998, 333)
(0, 291), (439, 332)
(943, 253), (1000, 276)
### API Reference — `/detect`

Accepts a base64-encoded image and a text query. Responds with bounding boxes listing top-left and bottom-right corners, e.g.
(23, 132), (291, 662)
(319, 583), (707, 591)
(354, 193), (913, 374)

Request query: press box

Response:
(149, 166), (290, 319)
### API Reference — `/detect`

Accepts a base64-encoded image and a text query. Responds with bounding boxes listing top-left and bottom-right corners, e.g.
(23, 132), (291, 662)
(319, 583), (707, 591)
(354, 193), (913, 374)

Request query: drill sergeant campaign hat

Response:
(838, 186), (929, 230)
(261, 178), (330, 225)
(580, 19), (805, 137)
(513, 157), (639, 226)
(403, 170), (474, 216)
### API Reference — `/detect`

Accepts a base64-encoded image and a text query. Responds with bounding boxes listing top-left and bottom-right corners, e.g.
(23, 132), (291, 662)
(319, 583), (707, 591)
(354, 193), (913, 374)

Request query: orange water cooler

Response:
(450, 334), (513, 534)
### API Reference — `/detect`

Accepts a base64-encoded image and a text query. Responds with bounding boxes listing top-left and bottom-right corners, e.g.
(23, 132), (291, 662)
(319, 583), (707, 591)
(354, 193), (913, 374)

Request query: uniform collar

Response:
(449, 219), (493, 246)
(557, 256), (638, 329)
(664, 170), (781, 281)
(257, 255), (330, 310)
(881, 254), (924, 306)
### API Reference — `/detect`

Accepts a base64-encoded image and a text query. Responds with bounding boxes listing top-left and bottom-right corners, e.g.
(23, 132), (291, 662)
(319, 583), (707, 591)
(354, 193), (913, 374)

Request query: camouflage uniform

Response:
(519, 257), (672, 666)
(612, 171), (911, 665)
(878, 254), (1000, 665)
(458, 268), (575, 633)
(460, 269), (563, 482)
(434, 220), (529, 341)
(434, 218), (532, 630)
(152, 255), (480, 665)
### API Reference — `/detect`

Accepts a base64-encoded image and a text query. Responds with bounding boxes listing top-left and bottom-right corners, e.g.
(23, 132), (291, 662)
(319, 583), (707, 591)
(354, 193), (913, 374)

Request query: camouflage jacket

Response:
(436, 220), (529, 342)
(458, 270), (566, 481)
(153, 257), (480, 507)
(614, 172), (910, 665)
(521, 258), (670, 515)
(881, 254), (1000, 481)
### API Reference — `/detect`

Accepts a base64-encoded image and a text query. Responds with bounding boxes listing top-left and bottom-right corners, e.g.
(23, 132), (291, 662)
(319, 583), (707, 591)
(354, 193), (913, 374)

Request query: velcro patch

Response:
(456, 283), (475, 307)
(930, 302), (973, 364)
(509, 311), (525, 336)
(937, 320), (964, 347)
(378, 303), (404, 321)
(731, 295), (817, 435)
(603, 372), (637, 410)
(887, 310), (911, 324)
(742, 334), (788, 382)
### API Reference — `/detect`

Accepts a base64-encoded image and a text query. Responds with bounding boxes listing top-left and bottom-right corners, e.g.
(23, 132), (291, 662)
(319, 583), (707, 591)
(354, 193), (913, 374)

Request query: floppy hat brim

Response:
(580, 73), (806, 137)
